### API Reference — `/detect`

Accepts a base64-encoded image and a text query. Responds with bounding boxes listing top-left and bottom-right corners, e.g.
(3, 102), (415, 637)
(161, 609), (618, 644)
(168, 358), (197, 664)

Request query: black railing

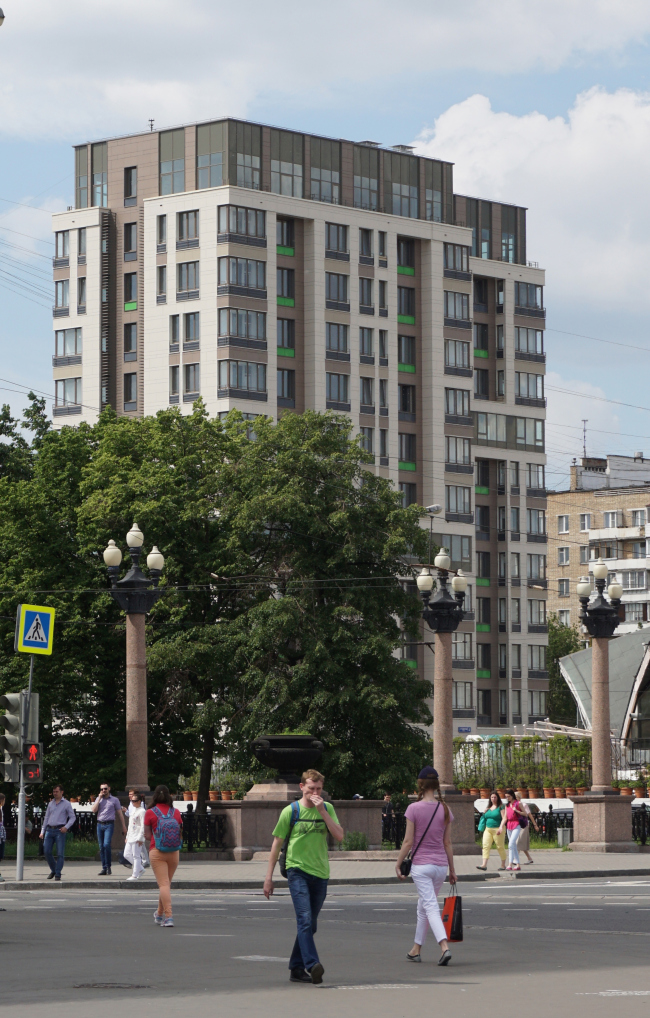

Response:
(182, 812), (228, 852)
(382, 812), (407, 848)
(632, 803), (650, 845)
(473, 806), (573, 841)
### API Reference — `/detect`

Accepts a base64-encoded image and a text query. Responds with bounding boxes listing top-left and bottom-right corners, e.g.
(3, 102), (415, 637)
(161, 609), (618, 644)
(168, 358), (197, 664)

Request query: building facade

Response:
(51, 117), (547, 735)
(547, 455), (650, 636)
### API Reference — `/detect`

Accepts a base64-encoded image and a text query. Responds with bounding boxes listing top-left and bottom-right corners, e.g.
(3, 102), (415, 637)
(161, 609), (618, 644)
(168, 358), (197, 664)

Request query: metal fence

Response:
(382, 811), (407, 848)
(182, 812), (228, 852)
(632, 804), (650, 846)
(472, 807), (574, 842)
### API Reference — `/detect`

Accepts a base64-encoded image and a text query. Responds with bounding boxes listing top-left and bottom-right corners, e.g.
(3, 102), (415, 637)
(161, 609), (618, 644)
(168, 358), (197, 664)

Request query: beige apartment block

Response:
(547, 454), (650, 636)
(51, 117), (547, 735)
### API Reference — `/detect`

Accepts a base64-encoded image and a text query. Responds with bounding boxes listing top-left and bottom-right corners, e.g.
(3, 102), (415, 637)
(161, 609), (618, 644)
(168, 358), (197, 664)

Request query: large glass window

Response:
(218, 309), (266, 340)
(124, 323), (137, 354)
(325, 272), (348, 302)
(515, 372), (544, 399)
(184, 363), (200, 394)
(385, 151), (418, 218)
(453, 681), (473, 709)
(445, 388), (470, 416)
(398, 287), (415, 317)
(326, 323), (348, 353)
(359, 277), (373, 308)
(230, 120), (261, 190)
(277, 319), (295, 349)
(55, 328), (82, 356)
(178, 210), (199, 242)
(184, 312), (200, 343)
(326, 373), (349, 402)
(55, 279), (69, 308)
(515, 417), (544, 449)
(219, 360), (267, 393)
(124, 222), (137, 256)
(219, 257), (266, 289)
(353, 145), (379, 210)
(197, 121), (225, 189)
(218, 205), (266, 239)
(277, 268), (295, 299)
(359, 427), (373, 453)
(399, 384), (415, 414)
(529, 690), (548, 718)
(310, 137), (340, 203)
(527, 463), (545, 489)
(514, 282), (543, 309)
(527, 554), (546, 580)
(501, 205), (517, 263)
(359, 328), (373, 356)
(91, 142), (107, 207)
(177, 261), (199, 293)
(444, 291), (470, 320)
(397, 238), (415, 269)
(123, 372), (137, 408)
(160, 128), (185, 195)
(77, 277), (86, 306)
(424, 160), (443, 222)
(124, 166), (137, 201)
(444, 339), (470, 369)
(55, 377), (82, 406)
(446, 485), (471, 514)
(444, 243), (469, 271)
(515, 327), (544, 355)
(528, 600), (547, 625)
(124, 272), (137, 302)
(398, 432), (416, 463)
(325, 223), (347, 253)
(399, 482), (417, 507)
(75, 146), (88, 208)
(278, 369), (295, 400)
(452, 633), (473, 662)
(55, 231), (69, 258)
(360, 377), (374, 406)
(527, 508), (546, 535)
(398, 335), (415, 368)
(271, 129), (303, 197)
(445, 436), (471, 465)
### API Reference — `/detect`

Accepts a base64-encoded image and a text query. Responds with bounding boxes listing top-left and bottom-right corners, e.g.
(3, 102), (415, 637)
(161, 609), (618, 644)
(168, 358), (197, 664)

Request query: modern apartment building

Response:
(548, 454), (650, 637)
(50, 117), (547, 734)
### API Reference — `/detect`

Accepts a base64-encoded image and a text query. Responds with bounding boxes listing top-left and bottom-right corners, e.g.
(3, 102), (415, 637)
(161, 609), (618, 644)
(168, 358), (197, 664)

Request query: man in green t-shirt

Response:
(264, 768), (344, 984)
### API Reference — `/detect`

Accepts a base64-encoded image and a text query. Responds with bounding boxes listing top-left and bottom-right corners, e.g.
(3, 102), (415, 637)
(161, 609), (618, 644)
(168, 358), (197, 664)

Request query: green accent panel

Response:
(277, 296), (295, 307)
(277, 245), (294, 256)
(477, 669), (491, 679)
(124, 301), (137, 312)
(398, 363), (416, 373)
(277, 346), (295, 357)
(476, 577), (490, 586)
(404, 659), (418, 669)
(475, 485), (489, 495)
(476, 623), (491, 633)
(397, 265), (415, 275)
(399, 461), (416, 472)
(397, 314), (415, 325)
(474, 348), (489, 358)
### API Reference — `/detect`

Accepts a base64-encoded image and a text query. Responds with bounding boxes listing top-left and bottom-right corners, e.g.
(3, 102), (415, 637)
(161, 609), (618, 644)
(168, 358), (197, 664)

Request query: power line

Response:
(546, 327), (650, 355)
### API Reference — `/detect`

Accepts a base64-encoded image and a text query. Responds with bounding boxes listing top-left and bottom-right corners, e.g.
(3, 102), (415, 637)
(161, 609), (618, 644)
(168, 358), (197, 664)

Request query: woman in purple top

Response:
(395, 766), (457, 966)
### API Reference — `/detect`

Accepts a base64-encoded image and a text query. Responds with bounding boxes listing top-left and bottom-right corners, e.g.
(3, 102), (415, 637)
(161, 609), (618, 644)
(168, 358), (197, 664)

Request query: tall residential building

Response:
(548, 454), (650, 637)
(50, 117), (547, 734)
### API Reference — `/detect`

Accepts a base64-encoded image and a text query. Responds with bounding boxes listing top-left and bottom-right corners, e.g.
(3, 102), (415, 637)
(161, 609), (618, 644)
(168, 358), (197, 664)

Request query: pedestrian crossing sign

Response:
(15, 604), (55, 655)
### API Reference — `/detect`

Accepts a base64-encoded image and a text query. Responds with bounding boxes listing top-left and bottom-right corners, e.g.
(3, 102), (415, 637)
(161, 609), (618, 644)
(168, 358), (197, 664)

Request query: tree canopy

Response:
(547, 612), (581, 725)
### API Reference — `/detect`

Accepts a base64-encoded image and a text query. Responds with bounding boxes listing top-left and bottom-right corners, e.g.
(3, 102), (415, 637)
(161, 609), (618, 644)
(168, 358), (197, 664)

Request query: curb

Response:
(0, 874), (500, 891)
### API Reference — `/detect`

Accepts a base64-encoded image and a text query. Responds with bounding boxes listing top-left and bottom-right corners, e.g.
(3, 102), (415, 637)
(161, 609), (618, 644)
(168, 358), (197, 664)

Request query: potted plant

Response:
(221, 790), (232, 801)
(183, 790), (193, 801)
(633, 779), (646, 798)
(479, 775), (491, 799)
(610, 779), (620, 795)
(620, 781), (633, 796)
(496, 787), (506, 799)
(564, 785), (576, 797)
(527, 786), (540, 799)
(209, 788), (220, 802)
(576, 784), (587, 795)
(554, 780), (566, 798)
(459, 785), (471, 796)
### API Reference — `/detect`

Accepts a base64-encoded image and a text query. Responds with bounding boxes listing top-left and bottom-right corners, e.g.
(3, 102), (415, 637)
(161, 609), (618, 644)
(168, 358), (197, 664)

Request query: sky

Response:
(2, 0), (650, 490)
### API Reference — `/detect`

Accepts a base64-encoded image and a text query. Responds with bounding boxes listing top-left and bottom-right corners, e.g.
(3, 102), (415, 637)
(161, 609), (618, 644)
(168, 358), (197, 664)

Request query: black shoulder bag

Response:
(278, 800), (301, 878)
(400, 802), (440, 877)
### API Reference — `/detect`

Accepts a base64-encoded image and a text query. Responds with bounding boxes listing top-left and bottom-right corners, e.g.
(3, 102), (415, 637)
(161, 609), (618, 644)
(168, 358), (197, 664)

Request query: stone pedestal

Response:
(570, 794), (640, 852)
(445, 793), (481, 855)
(244, 780), (301, 801)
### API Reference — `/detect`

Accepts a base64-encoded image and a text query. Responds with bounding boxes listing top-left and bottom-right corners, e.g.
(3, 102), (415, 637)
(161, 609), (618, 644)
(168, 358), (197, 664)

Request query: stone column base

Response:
(244, 781), (301, 801)
(570, 794), (640, 853)
(445, 793), (481, 855)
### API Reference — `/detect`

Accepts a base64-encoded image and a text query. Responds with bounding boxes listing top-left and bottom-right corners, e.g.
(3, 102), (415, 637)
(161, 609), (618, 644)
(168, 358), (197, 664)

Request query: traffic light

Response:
(22, 742), (43, 784)
(0, 693), (22, 783)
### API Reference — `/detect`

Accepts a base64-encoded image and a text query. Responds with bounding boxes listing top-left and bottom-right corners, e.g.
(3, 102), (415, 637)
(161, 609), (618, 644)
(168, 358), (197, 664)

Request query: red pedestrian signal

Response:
(22, 742), (43, 784)
(27, 743), (37, 761)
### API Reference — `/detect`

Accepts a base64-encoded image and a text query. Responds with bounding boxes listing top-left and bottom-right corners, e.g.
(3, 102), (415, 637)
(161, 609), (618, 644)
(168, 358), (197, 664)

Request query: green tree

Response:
(547, 612), (581, 725)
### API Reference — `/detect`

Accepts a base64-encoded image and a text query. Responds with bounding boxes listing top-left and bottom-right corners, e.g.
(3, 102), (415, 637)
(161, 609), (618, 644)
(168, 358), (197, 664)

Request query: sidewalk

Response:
(0, 850), (648, 890)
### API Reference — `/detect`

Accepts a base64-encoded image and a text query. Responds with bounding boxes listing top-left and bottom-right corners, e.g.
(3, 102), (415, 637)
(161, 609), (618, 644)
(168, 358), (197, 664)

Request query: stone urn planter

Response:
(247, 734), (325, 800)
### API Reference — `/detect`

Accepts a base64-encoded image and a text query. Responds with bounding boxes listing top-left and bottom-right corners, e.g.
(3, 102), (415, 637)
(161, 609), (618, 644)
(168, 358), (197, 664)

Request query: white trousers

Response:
(124, 841), (145, 878)
(507, 826), (521, 867)
(410, 863), (448, 946)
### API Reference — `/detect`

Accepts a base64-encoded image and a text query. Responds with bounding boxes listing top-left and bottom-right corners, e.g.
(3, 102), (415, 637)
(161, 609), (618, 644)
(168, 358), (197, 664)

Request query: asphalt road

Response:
(4, 878), (650, 1018)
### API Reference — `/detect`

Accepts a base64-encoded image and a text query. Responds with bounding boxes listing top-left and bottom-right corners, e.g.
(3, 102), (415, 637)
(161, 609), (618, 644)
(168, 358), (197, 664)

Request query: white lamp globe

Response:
(416, 567), (434, 593)
(592, 557), (608, 580)
(576, 577), (591, 598)
(452, 570), (468, 593)
(608, 581), (623, 600)
(147, 546), (165, 572)
(103, 539), (122, 568)
(434, 548), (451, 571)
(126, 523), (144, 548)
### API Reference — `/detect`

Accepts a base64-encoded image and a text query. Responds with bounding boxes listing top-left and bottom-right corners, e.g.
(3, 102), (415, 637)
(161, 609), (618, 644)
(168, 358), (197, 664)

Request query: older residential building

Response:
(548, 454), (650, 636)
(51, 117), (547, 734)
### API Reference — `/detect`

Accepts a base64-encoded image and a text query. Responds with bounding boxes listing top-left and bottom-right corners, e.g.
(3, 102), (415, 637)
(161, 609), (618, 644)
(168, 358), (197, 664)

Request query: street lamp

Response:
(577, 558), (622, 794)
(0, 10), (5, 26)
(418, 551), (467, 793)
(103, 524), (164, 791)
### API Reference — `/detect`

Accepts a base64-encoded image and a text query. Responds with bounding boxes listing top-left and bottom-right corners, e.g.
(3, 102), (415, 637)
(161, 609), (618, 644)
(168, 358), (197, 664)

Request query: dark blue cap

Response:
(418, 766), (439, 780)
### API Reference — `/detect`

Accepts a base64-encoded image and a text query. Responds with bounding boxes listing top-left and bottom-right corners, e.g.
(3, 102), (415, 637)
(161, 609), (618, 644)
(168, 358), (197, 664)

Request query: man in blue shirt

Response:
(91, 782), (127, 875)
(39, 785), (76, 881)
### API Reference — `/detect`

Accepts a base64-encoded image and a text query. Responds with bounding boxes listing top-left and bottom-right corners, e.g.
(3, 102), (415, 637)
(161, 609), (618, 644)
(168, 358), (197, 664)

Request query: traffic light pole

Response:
(15, 654), (34, 882)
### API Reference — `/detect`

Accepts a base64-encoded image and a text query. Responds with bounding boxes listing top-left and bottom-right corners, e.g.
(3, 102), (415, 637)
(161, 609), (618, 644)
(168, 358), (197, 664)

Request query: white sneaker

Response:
(126, 875), (140, 881)
(153, 911), (164, 925)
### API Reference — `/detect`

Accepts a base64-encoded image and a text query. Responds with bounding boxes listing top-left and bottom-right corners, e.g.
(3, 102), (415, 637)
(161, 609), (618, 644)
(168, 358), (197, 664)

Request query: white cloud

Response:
(3, 1), (650, 139)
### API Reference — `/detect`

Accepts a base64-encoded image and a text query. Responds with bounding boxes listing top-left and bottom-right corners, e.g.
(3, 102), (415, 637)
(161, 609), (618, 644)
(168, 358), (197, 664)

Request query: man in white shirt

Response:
(124, 793), (146, 881)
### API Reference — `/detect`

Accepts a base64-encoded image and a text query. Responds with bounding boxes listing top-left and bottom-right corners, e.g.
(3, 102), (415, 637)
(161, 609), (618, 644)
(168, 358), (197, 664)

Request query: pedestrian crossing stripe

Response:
(15, 603), (55, 655)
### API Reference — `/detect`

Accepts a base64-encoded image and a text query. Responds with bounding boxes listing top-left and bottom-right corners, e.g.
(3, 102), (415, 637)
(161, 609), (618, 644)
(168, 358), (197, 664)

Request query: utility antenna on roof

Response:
(149, 119), (155, 133)
(582, 420), (588, 459)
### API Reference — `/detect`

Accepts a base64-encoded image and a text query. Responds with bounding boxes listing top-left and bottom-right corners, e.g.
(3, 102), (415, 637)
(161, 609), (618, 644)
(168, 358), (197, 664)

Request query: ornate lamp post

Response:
(103, 524), (165, 792)
(417, 549), (467, 793)
(577, 558), (622, 793)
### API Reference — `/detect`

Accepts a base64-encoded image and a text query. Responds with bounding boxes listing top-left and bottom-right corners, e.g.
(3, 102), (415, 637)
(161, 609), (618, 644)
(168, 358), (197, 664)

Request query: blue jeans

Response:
(43, 827), (67, 876)
(97, 821), (114, 871)
(287, 867), (328, 971)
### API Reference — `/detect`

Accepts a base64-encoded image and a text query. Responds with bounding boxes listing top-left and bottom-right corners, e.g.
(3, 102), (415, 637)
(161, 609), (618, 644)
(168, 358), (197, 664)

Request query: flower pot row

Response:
(181, 790), (238, 802)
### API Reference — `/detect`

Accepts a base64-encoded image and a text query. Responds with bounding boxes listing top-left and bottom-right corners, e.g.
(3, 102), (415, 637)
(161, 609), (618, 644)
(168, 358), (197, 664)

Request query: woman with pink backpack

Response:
(144, 785), (183, 927)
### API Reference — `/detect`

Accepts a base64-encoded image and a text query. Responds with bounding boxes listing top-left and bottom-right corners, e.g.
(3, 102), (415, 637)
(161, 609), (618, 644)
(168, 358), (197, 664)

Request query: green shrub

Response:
(340, 831), (369, 851)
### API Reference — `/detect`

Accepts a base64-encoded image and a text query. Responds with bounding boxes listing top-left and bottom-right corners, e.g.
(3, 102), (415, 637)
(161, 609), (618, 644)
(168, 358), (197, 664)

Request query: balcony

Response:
(218, 232), (266, 248)
(452, 659), (475, 670)
(515, 395), (547, 408)
(515, 305), (545, 319)
(217, 285), (266, 300)
(359, 255), (374, 266)
(528, 669), (548, 679)
(589, 526), (643, 540)
(444, 317), (471, 331)
(445, 462), (474, 474)
(53, 404), (81, 416)
(326, 400), (351, 412)
(218, 388), (268, 402)
(527, 533), (547, 544)
(360, 354), (375, 365)
(325, 299), (349, 312)
(219, 336), (267, 351)
(52, 355), (81, 367)
(445, 511), (474, 524)
(177, 290), (199, 301)
(444, 413), (473, 427)
(528, 624), (548, 634)
(526, 487), (547, 498)
(444, 366), (473, 378)
(176, 238), (200, 250)
(444, 268), (471, 282)
(452, 708), (476, 718)
(515, 350), (545, 364)
(359, 305), (375, 316)
(325, 349), (350, 362)
(53, 257), (69, 268)
(325, 250), (349, 262)
(53, 306), (69, 318)
(360, 404), (375, 416)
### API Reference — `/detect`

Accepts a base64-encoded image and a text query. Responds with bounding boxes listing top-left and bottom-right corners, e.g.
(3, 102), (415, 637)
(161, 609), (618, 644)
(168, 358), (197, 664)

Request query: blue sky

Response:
(2, 0), (650, 489)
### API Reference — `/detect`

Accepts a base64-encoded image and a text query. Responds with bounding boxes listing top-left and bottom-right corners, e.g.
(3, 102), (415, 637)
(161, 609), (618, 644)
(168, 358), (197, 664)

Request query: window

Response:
(385, 151), (418, 217)
(424, 159), (444, 222)
(310, 137), (340, 203)
(527, 463), (545, 489)
(326, 322), (348, 353)
(219, 257), (266, 289)
(604, 510), (620, 528)
(501, 205), (516, 262)
(353, 144), (379, 211)
(157, 265), (167, 297)
(474, 322), (488, 352)
(379, 329), (388, 358)
(527, 554), (546, 579)
(510, 507), (520, 534)
(55, 327), (82, 356)
(510, 461), (520, 487)
(359, 228), (372, 257)
(379, 280), (387, 310)
(75, 145), (88, 208)
(197, 121), (225, 189)
(360, 328), (374, 356)
(397, 237), (415, 269)
(78, 227), (86, 257)
(278, 319), (295, 350)
(398, 286), (415, 317)
(511, 552), (520, 577)
(379, 379), (388, 409)
(444, 243), (469, 272)
(359, 277), (373, 307)
(325, 272), (347, 302)
(218, 308), (266, 340)
(184, 363), (200, 394)
(446, 485), (471, 514)
(360, 427), (373, 453)
(160, 128), (185, 195)
(277, 368), (295, 400)
(497, 370), (505, 397)
(399, 482), (417, 507)
(124, 166), (137, 200)
(77, 277), (86, 307)
(177, 261), (199, 293)
(445, 436), (471, 465)
(398, 335), (415, 367)
(477, 689), (491, 723)
(157, 215), (166, 246)
(326, 373), (349, 403)
(476, 459), (489, 487)
(380, 429), (388, 457)
(276, 218), (295, 250)
(178, 210), (199, 242)
(633, 509), (647, 527)
(475, 505), (489, 534)
(271, 128), (303, 197)
(498, 598), (507, 624)
(527, 509), (546, 535)
(623, 571), (646, 590)
(124, 222), (137, 256)
(218, 205), (266, 239)
(476, 412), (506, 444)
(510, 647), (521, 675)
(378, 231), (387, 258)
(444, 339), (470, 369)
(123, 372), (137, 409)
(360, 377), (374, 407)
(515, 372), (544, 399)
(472, 551), (488, 581)
(580, 546), (589, 564)
(444, 291), (469, 320)
(625, 603), (645, 622)
(529, 690), (548, 718)
(515, 417), (544, 449)
(232, 120), (262, 189)
(558, 610), (571, 626)
(528, 600), (546, 625)
(399, 384), (416, 414)
(124, 323), (136, 354)
(558, 547), (570, 566)
(498, 552), (506, 578)
(398, 432), (416, 463)
(55, 377), (82, 406)
(558, 515), (569, 534)
(326, 223), (347, 253)
(184, 312), (200, 343)
(477, 645), (491, 671)
(496, 325), (504, 353)
(515, 282), (543, 309)
(445, 388), (470, 416)
(169, 315), (179, 345)
(633, 541), (646, 559)
(433, 534), (472, 571)
(453, 681), (473, 709)
(55, 279), (69, 308)
(55, 231), (69, 258)
(124, 272), (137, 303)
(169, 365), (179, 397)
(218, 360), (267, 393)
(511, 598), (521, 624)
(515, 327), (544, 355)
(91, 141), (107, 207)
(474, 368), (489, 398)
(477, 597), (491, 624)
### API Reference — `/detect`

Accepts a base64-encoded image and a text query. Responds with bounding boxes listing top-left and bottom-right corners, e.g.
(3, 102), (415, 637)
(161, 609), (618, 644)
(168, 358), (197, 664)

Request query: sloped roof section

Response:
(559, 628), (650, 736)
